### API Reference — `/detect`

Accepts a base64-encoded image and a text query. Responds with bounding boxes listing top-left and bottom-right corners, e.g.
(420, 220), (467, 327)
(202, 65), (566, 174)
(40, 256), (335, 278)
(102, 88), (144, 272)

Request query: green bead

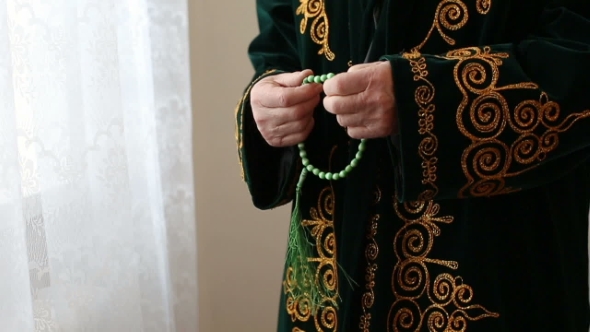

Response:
(358, 141), (366, 151)
(295, 76), (368, 183)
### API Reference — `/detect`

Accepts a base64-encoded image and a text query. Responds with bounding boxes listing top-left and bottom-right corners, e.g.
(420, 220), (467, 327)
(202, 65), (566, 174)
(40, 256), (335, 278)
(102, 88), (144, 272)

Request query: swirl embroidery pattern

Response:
(403, 53), (439, 200)
(403, 0), (492, 199)
(296, 0), (335, 61)
(413, 0), (491, 51)
(359, 186), (382, 332)
(388, 1), (499, 331)
(444, 46), (590, 197)
(284, 186), (339, 332)
(387, 199), (499, 331)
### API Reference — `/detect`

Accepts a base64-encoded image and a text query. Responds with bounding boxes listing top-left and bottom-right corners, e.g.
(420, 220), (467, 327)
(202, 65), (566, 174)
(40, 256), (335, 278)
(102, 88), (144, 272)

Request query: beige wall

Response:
(190, 1), (289, 331)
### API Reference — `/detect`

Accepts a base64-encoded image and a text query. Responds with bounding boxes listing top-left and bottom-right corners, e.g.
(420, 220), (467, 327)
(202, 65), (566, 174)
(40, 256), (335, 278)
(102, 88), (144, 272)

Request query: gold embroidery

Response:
(359, 186), (382, 332)
(476, 0), (492, 14)
(296, 0), (335, 61)
(402, 51), (439, 200)
(385, 4), (499, 329)
(444, 46), (590, 197)
(284, 186), (339, 332)
(413, 0), (492, 52)
(401, 0), (495, 198)
(235, 69), (278, 181)
(387, 198), (499, 331)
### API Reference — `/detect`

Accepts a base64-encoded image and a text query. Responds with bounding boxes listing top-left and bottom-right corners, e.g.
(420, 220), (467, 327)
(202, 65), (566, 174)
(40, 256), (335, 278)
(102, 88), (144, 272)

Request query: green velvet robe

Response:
(235, 1), (590, 331)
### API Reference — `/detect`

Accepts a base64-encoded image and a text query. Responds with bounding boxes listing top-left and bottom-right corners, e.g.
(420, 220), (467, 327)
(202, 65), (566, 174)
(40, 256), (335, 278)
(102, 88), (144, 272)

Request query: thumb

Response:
(274, 69), (314, 87)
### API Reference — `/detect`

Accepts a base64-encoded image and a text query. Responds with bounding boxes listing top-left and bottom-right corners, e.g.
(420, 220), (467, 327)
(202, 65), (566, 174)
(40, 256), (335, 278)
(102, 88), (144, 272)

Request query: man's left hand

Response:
(322, 61), (397, 139)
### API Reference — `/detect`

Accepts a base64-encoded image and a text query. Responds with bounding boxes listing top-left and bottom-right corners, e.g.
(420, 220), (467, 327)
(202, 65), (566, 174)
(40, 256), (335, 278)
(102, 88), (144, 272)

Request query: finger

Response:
(268, 117), (315, 147)
(258, 93), (319, 136)
(345, 126), (368, 140)
(336, 113), (366, 128)
(323, 70), (369, 96)
(259, 81), (323, 108)
(323, 93), (365, 115)
(276, 92), (320, 123)
(274, 69), (314, 87)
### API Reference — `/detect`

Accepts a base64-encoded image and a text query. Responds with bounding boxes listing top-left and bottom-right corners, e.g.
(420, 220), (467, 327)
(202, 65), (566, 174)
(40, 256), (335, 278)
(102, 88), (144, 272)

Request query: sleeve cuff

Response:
(380, 53), (433, 201)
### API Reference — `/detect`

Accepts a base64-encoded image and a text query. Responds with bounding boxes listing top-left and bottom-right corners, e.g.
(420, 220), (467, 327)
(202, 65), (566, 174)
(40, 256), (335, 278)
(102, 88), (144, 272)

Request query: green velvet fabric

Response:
(235, 1), (590, 331)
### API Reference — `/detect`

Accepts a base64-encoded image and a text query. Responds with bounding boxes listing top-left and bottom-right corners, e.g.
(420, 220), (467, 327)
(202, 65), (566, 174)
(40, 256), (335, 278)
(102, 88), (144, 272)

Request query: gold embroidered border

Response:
(386, 2), (499, 331)
(359, 186), (382, 332)
(401, 51), (440, 200)
(296, 0), (335, 61)
(443, 46), (590, 197)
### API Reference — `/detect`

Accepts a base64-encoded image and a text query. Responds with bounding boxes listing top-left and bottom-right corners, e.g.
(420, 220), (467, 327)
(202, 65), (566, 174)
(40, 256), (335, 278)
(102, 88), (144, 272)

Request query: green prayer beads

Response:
(285, 72), (364, 315)
(299, 74), (367, 180)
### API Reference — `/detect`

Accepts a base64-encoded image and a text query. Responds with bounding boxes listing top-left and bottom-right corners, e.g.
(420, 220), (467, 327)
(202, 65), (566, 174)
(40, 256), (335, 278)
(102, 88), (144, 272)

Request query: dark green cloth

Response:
(235, 1), (590, 331)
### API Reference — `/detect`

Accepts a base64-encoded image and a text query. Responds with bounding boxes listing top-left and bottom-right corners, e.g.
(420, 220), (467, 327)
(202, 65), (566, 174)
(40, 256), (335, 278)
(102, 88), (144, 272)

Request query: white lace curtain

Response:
(0, 0), (197, 331)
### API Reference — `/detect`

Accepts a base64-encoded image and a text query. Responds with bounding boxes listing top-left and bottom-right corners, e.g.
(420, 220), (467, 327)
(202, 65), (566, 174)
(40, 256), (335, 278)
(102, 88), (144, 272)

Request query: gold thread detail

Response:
(402, 51), (439, 200)
(285, 146), (340, 331)
(387, 198), (499, 331)
(443, 46), (590, 197)
(359, 186), (382, 332)
(476, 0), (492, 14)
(284, 186), (339, 332)
(413, 0), (492, 52)
(385, 4), (500, 329)
(296, 0), (335, 61)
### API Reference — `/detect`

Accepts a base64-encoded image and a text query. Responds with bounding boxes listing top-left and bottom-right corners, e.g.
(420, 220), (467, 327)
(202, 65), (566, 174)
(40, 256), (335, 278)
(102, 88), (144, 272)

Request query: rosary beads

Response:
(285, 72), (365, 314)
(298, 74), (367, 180)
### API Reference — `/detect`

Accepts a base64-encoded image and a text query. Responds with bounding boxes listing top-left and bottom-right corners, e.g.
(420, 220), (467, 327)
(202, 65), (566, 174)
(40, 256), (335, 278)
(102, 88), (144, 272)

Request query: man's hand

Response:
(323, 61), (397, 139)
(250, 70), (323, 147)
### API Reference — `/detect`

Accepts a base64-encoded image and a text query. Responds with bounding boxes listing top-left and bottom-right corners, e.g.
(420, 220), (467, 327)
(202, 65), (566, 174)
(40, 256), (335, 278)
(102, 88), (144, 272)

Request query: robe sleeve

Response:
(381, 5), (590, 202)
(235, 0), (301, 210)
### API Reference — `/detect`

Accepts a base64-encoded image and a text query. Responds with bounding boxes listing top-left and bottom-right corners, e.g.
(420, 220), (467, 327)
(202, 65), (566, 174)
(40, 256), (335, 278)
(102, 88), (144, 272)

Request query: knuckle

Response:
(277, 91), (291, 108)
(324, 97), (338, 114)
(331, 79), (344, 94)
(268, 137), (282, 147)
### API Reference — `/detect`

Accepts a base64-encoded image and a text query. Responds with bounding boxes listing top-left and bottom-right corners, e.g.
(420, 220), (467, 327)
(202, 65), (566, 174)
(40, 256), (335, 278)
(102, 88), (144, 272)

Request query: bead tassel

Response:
(285, 73), (365, 314)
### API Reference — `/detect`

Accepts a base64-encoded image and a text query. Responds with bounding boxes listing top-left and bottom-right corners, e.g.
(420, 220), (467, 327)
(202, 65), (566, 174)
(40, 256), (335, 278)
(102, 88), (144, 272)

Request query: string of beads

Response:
(299, 73), (367, 180)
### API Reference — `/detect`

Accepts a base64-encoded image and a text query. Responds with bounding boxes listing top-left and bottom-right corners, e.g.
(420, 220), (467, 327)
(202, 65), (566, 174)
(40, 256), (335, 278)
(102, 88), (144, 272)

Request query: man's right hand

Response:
(250, 70), (323, 147)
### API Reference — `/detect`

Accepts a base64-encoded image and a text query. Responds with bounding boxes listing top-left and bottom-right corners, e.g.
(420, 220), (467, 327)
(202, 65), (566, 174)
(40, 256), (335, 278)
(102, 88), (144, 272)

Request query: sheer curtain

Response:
(0, 0), (197, 331)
